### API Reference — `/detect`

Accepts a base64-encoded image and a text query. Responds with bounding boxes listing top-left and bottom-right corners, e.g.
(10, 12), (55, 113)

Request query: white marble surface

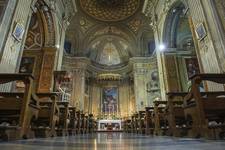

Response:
(0, 133), (225, 150)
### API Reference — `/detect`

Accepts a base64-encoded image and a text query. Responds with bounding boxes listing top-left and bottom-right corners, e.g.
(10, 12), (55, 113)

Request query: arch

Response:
(82, 24), (137, 50)
(28, 0), (56, 48)
(162, 1), (187, 48)
(160, 0), (201, 93)
(137, 27), (154, 56)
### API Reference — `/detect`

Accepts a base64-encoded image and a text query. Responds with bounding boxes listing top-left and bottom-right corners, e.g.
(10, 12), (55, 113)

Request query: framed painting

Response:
(195, 23), (207, 41)
(12, 22), (25, 41)
(102, 87), (118, 113)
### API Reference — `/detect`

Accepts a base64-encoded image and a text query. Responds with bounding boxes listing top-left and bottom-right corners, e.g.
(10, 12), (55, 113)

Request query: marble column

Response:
(71, 69), (85, 110)
(62, 57), (90, 110)
(130, 57), (158, 111)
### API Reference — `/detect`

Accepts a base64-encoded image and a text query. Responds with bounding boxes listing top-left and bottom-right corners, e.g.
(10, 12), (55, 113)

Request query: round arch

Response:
(162, 1), (187, 48)
(29, 0), (56, 48)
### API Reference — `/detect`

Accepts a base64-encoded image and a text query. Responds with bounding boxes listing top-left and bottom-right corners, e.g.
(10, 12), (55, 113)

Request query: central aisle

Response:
(1, 133), (225, 150)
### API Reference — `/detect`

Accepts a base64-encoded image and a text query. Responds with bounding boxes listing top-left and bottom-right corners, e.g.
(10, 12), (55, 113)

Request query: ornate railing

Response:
(57, 86), (71, 102)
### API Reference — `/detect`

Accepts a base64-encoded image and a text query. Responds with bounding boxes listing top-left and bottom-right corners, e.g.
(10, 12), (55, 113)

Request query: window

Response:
(64, 40), (72, 54)
(148, 40), (155, 55)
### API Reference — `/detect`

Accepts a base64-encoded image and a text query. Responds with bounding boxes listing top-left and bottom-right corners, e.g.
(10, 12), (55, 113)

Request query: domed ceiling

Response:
(88, 36), (130, 67)
(79, 0), (141, 22)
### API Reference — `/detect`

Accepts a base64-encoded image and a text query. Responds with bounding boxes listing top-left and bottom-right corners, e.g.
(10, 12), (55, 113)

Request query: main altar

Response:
(97, 119), (122, 131)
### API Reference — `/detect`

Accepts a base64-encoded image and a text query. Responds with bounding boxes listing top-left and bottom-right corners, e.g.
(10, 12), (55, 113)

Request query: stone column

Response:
(187, 0), (224, 91)
(72, 69), (85, 110)
(0, 0), (33, 92)
(62, 57), (90, 110)
(0, 0), (34, 74)
(130, 57), (155, 112)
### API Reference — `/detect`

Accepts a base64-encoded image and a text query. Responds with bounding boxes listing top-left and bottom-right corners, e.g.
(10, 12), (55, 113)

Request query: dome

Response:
(79, 0), (141, 22)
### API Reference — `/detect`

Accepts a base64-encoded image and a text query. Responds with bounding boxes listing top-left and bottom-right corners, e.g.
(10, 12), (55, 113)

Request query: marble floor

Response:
(0, 133), (225, 150)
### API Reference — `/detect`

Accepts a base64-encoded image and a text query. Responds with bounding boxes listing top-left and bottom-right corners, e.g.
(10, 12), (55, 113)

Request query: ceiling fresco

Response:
(88, 36), (130, 66)
(98, 42), (121, 66)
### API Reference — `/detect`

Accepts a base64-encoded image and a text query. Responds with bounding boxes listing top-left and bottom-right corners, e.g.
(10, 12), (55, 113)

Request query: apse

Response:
(88, 36), (130, 67)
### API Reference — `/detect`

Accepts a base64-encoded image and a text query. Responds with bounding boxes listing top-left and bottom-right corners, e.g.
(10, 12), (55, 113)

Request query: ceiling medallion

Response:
(80, 0), (140, 22)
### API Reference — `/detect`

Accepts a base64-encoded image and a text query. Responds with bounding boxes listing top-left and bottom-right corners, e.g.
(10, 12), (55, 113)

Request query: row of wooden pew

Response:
(124, 74), (225, 139)
(0, 74), (96, 141)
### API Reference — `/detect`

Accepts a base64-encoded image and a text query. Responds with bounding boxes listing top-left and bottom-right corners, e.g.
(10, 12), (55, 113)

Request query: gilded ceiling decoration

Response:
(88, 26), (131, 43)
(127, 18), (142, 33)
(79, 0), (141, 22)
(79, 17), (94, 32)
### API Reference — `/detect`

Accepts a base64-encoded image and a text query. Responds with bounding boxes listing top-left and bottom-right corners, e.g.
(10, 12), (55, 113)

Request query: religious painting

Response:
(19, 57), (35, 74)
(185, 58), (200, 78)
(195, 23), (207, 41)
(12, 22), (25, 41)
(102, 87), (118, 113)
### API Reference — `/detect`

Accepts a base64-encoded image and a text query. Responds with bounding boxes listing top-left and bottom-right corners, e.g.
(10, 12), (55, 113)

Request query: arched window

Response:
(64, 40), (72, 54)
(148, 40), (155, 55)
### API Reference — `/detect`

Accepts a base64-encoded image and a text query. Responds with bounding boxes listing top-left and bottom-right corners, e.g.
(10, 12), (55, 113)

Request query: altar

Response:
(97, 119), (122, 131)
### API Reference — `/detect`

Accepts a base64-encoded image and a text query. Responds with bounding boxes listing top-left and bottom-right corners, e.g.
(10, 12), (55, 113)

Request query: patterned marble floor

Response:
(0, 133), (225, 150)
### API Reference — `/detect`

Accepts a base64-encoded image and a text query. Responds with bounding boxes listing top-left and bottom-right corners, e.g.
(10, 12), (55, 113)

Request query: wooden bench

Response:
(134, 113), (139, 133)
(87, 114), (95, 133)
(56, 101), (70, 136)
(76, 111), (81, 134)
(153, 101), (168, 136)
(131, 115), (135, 133)
(68, 107), (76, 135)
(166, 92), (188, 137)
(0, 73), (39, 141)
(80, 113), (87, 134)
(145, 107), (154, 135)
(138, 111), (146, 134)
(32, 93), (59, 138)
(123, 119), (132, 133)
(183, 74), (225, 139)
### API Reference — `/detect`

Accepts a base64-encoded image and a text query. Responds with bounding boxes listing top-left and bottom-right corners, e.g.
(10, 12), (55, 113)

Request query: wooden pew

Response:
(138, 111), (146, 134)
(131, 115), (135, 133)
(123, 119), (127, 133)
(56, 102), (70, 136)
(145, 107), (154, 135)
(76, 111), (81, 134)
(134, 113), (139, 133)
(32, 93), (60, 138)
(80, 113), (87, 134)
(123, 119), (132, 133)
(153, 101), (167, 136)
(68, 107), (76, 135)
(87, 114), (94, 133)
(166, 92), (188, 137)
(183, 74), (225, 139)
(0, 74), (39, 141)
